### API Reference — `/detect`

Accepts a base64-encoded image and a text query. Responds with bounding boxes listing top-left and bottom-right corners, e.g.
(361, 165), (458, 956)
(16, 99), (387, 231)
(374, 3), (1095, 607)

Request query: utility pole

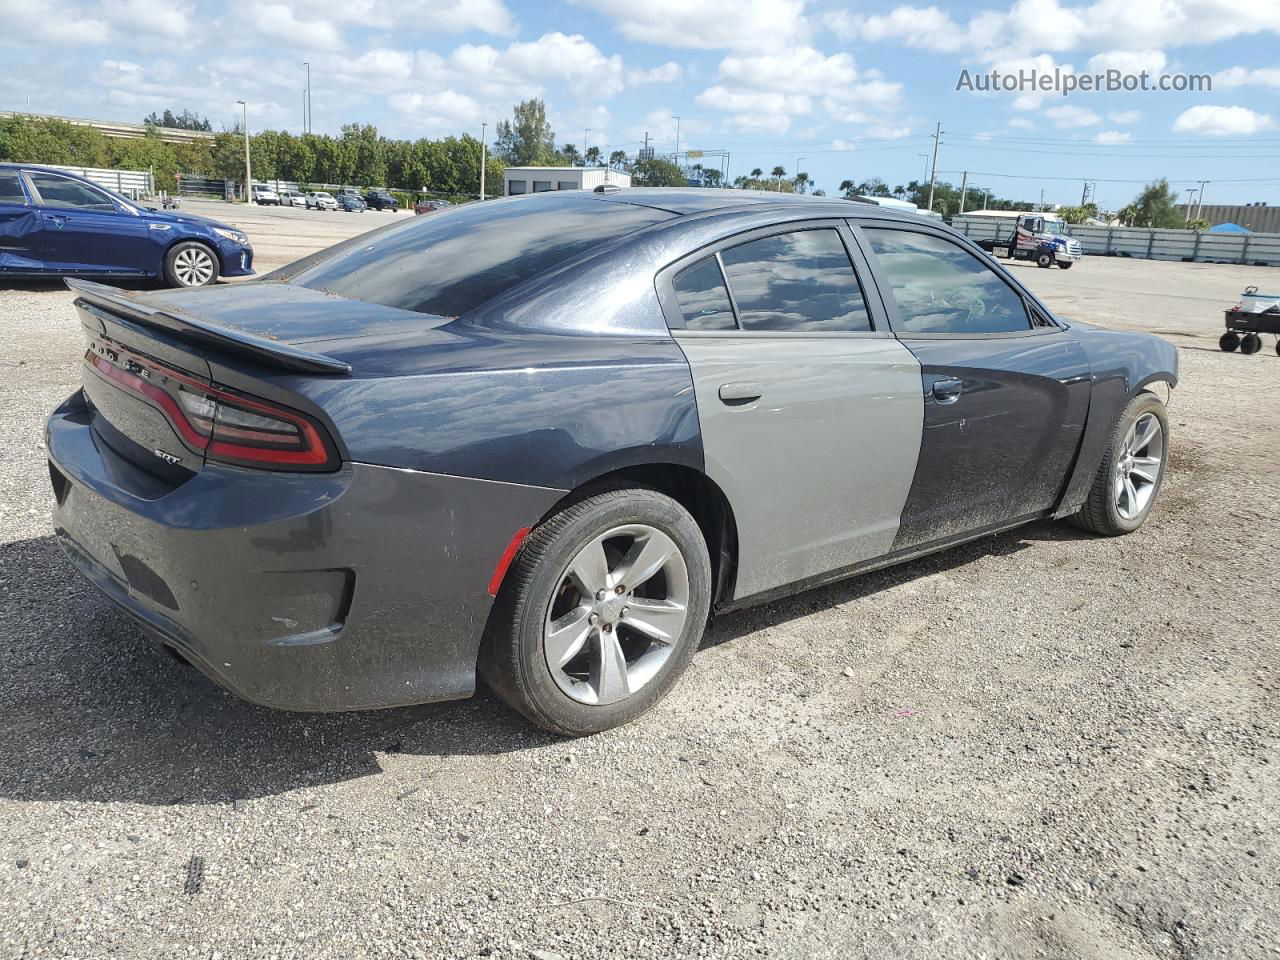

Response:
(583, 127), (591, 165)
(1038, 188), (1045, 212)
(236, 100), (252, 203)
(925, 122), (942, 213)
(671, 115), (681, 165)
(303, 62), (311, 133)
(1195, 180), (1208, 221)
(795, 157), (805, 193)
(958, 171), (968, 214)
(479, 122), (487, 201)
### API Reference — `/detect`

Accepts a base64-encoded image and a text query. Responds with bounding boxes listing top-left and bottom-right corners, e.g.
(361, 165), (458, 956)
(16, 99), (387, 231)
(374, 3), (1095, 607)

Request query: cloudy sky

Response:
(3, 0), (1280, 208)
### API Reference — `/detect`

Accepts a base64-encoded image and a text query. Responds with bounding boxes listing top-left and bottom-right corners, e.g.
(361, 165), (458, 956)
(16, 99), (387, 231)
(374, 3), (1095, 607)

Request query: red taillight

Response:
(85, 351), (340, 472)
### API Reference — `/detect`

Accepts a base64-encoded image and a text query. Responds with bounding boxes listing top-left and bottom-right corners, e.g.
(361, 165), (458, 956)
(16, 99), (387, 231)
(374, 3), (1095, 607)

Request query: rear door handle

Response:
(718, 381), (763, 405)
(932, 378), (963, 404)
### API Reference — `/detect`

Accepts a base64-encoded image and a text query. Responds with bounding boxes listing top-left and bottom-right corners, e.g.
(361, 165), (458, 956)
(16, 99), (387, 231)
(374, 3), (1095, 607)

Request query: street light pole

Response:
(479, 122), (487, 201)
(795, 157), (805, 193)
(303, 62), (311, 133)
(236, 100), (252, 204)
(583, 128), (591, 166)
(671, 115), (681, 165)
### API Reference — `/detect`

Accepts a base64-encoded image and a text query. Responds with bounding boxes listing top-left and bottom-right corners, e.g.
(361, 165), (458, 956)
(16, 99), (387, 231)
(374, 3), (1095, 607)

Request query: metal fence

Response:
(952, 217), (1280, 267)
(45, 164), (153, 199)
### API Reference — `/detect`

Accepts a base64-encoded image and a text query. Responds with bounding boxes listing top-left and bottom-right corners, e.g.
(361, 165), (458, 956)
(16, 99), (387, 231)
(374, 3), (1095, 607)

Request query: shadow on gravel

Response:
(0, 535), (554, 807)
(1, 519), (1087, 806)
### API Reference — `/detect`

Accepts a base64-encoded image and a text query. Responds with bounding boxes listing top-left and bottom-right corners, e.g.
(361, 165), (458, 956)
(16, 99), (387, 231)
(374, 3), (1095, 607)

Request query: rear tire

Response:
(480, 487), (712, 737)
(1220, 331), (1241, 352)
(1240, 333), (1263, 355)
(1069, 392), (1169, 536)
(1036, 250), (1053, 268)
(1057, 261), (1073, 270)
(163, 241), (220, 288)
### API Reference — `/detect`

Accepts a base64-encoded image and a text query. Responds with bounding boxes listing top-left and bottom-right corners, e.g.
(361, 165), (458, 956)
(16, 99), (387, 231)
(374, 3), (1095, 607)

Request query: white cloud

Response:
(1172, 104), (1274, 136)
(827, 0), (1280, 62)
(830, 139), (858, 151)
(387, 90), (482, 131)
(1045, 104), (1101, 127)
(696, 86), (811, 132)
(253, 3), (344, 51)
(866, 124), (911, 140)
(574, 0), (808, 52)
(627, 62), (682, 85)
(697, 46), (900, 132)
(1108, 109), (1142, 124)
(1085, 49), (1168, 74)
(1094, 130), (1133, 142)
(291, 0), (517, 36)
(1215, 65), (1280, 88)
(1008, 116), (1036, 129)
(1012, 94), (1044, 110)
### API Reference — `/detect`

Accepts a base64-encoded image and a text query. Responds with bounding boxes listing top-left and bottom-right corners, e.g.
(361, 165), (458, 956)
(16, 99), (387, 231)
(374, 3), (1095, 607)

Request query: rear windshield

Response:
(291, 194), (672, 317)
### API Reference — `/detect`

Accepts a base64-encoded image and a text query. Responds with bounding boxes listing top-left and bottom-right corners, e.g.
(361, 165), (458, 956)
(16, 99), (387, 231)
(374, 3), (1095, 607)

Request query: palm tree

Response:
(771, 166), (785, 190)
(839, 179), (855, 198)
(893, 185), (906, 199)
(750, 167), (763, 182)
(609, 149), (627, 170)
(795, 172), (810, 194)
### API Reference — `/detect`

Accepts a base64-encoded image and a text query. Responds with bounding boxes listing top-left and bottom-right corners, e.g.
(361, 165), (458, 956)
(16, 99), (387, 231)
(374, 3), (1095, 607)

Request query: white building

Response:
(503, 166), (631, 196)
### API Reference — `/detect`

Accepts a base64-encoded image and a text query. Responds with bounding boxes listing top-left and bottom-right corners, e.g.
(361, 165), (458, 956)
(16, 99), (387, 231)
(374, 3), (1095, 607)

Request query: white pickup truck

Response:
(976, 214), (1084, 270)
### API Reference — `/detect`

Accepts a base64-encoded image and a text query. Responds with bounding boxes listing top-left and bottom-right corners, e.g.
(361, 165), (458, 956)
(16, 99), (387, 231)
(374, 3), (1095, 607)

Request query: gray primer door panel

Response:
(676, 333), (923, 600)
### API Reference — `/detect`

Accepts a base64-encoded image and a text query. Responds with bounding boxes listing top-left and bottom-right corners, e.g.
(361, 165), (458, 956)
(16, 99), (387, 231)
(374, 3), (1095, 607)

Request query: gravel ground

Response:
(1, 226), (1277, 959)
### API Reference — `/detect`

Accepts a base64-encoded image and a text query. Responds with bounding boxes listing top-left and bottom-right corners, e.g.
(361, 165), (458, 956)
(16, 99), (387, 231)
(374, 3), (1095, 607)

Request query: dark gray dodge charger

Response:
(47, 189), (1178, 735)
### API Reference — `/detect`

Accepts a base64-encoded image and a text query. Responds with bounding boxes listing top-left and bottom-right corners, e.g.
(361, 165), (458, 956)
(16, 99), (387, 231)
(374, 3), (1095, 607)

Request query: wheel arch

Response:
(164, 234), (224, 269)
(535, 462), (739, 612)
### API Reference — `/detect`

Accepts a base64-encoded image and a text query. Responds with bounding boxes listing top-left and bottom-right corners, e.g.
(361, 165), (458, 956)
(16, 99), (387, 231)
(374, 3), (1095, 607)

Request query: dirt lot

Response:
(0, 207), (1277, 960)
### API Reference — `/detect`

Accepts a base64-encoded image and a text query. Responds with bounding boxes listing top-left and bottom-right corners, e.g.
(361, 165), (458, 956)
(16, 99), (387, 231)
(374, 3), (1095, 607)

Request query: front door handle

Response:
(718, 381), (763, 405)
(932, 377), (963, 404)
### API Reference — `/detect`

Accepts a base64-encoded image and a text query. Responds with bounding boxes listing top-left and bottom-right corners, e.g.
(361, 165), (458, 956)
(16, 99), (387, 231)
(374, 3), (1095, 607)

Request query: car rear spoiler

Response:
(64, 278), (352, 376)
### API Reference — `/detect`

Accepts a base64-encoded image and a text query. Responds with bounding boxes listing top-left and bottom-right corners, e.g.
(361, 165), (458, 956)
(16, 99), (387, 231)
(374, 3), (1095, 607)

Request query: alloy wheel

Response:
(543, 523), (690, 706)
(173, 246), (216, 286)
(1114, 412), (1164, 520)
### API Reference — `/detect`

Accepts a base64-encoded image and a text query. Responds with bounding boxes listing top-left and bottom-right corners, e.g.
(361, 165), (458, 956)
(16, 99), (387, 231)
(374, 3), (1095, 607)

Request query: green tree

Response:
(702, 168), (722, 188)
(608, 149), (627, 169)
(584, 146), (602, 167)
(1126, 179), (1183, 228)
(560, 143), (581, 166)
(770, 165), (785, 189)
(838, 178), (855, 198)
(144, 109), (211, 131)
(632, 157), (686, 186)
(795, 171), (810, 194)
(1058, 204), (1097, 225)
(494, 98), (558, 166)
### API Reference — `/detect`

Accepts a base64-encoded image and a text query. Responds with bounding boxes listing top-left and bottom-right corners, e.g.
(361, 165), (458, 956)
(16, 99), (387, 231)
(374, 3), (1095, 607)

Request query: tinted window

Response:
(293, 194), (672, 317)
(864, 229), (1031, 334)
(719, 229), (871, 332)
(28, 173), (115, 211)
(671, 256), (736, 331)
(0, 170), (25, 203)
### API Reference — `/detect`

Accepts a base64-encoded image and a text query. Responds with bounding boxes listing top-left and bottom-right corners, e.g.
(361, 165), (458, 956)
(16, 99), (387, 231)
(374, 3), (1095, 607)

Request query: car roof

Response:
(573, 187), (944, 227)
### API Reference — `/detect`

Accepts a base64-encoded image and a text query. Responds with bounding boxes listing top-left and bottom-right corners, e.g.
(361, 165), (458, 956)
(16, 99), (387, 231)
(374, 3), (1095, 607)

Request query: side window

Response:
(0, 170), (26, 203)
(27, 173), (116, 212)
(719, 229), (872, 332)
(671, 256), (737, 331)
(863, 228), (1032, 335)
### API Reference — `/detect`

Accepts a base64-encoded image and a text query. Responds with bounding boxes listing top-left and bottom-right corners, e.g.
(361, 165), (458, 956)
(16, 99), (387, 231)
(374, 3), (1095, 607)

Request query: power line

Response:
(935, 169), (1280, 184)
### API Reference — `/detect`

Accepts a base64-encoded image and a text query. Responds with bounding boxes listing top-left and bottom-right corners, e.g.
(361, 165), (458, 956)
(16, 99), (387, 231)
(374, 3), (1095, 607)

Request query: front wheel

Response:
(1036, 250), (1054, 268)
(1057, 260), (1073, 270)
(1240, 333), (1263, 355)
(164, 241), (219, 288)
(1069, 392), (1169, 536)
(1220, 331), (1241, 352)
(480, 487), (712, 736)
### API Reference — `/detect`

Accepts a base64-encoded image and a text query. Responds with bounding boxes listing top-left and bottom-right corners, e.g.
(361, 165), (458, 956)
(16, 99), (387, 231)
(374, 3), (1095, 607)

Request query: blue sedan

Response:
(0, 163), (253, 287)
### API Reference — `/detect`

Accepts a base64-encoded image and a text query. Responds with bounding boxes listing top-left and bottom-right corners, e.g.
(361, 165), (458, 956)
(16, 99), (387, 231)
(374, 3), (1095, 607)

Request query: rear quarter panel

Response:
(1055, 324), (1179, 517)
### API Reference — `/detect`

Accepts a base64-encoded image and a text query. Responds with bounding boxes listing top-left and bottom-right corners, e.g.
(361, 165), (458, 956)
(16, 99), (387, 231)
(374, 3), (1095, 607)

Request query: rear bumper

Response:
(46, 391), (564, 711)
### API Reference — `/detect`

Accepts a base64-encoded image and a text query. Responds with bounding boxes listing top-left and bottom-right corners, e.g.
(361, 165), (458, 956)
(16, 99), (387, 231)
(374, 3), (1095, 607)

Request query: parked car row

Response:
(267, 188), (401, 213)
